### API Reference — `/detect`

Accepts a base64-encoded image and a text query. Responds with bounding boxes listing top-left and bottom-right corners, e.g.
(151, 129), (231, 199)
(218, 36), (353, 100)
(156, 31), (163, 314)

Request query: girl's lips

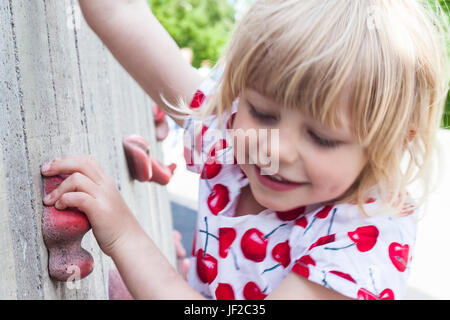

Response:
(253, 165), (307, 192)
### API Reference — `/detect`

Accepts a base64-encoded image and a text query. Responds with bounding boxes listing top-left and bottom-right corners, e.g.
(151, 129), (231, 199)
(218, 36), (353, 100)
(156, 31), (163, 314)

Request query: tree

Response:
(148, 0), (236, 68)
(148, 0), (449, 127)
(428, 0), (450, 128)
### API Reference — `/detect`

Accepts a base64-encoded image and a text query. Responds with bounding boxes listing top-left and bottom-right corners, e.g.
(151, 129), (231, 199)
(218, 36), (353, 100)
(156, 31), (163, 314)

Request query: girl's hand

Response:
(41, 155), (141, 257)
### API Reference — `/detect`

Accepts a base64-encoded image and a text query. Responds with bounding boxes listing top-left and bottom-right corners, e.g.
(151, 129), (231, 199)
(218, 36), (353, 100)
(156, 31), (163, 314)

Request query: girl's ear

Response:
(407, 124), (417, 142)
(403, 124), (417, 149)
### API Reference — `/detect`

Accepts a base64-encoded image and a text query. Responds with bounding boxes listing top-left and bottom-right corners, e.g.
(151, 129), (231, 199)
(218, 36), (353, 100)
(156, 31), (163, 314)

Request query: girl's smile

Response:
(253, 164), (309, 192)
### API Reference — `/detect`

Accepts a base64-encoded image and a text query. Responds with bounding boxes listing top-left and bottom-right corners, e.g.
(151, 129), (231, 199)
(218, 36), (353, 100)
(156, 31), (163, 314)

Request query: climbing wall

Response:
(0, 0), (175, 299)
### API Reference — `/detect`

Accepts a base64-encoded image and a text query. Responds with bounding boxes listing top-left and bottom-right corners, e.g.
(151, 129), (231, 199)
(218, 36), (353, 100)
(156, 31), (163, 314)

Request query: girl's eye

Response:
(308, 130), (341, 149)
(248, 103), (278, 124)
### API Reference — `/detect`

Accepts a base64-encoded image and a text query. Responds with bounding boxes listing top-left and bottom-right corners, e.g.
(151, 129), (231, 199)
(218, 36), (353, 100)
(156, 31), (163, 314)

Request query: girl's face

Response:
(231, 87), (369, 212)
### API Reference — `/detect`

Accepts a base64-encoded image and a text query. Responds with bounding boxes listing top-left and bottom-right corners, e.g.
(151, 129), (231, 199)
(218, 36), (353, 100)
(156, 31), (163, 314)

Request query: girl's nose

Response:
(263, 127), (299, 167)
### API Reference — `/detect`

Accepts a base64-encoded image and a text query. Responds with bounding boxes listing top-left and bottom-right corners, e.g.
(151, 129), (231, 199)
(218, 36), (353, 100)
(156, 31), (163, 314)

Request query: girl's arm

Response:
(266, 273), (352, 300)
(110, 222), (205, 300)
(41, 155), (204, 299)
(78, 0), (203, 127)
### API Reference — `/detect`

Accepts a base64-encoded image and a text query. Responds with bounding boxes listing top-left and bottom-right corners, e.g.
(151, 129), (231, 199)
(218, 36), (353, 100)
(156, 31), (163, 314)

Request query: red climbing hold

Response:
(42, 175), (94, 282)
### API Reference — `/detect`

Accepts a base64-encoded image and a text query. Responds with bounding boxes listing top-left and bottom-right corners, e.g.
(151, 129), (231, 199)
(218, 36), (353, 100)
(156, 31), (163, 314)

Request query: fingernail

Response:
(43, 193), (52, 203)
(42, 162), (51, 173)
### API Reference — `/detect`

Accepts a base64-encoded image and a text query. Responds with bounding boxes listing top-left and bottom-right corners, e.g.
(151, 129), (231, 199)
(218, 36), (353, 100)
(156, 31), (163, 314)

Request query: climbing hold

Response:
(42, 175), (94, 282)
(153, 103), (169, 142)
(150, 157), (177, 186)
(123, 134), (177, 185)
(123, 134), (153, 182)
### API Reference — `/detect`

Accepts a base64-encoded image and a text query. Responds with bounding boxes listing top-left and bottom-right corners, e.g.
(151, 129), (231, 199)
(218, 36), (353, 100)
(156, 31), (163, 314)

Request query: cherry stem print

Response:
(261, 264), (281, 275)
(324, 243), (356, 251)
(261, 240), (291, 275)
(356, 267), (395, 300)
(369, 267), (378, 296)
(199, 220), (240, 270)
(327, 208), (337, 235)
(303, 205), (335, 235)
(324, 225), (379, 253)
(202, 217), (211, 257)
(199, 229), (218, 240)
(241, 224), (288, 263)
(321, 271), (333, 290)
(230, 247), (240, 271)
(264, 223), (288, 239)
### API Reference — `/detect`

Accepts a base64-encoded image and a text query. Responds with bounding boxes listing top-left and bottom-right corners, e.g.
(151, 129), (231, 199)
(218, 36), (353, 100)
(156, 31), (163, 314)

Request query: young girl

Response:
(41, 0), (449, 300)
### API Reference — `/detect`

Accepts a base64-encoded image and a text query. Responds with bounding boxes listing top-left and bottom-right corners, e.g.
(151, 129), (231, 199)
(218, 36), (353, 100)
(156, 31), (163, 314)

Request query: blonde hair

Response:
(166, 0), (450, 217)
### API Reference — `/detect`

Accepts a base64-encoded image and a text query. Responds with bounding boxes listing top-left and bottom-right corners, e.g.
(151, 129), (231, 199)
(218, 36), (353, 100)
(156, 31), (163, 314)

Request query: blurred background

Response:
(152, 0), (450, 299)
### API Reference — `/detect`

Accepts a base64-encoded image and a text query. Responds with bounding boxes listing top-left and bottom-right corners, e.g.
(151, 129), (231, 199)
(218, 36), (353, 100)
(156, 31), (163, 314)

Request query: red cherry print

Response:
(357, 288), (395, 300)
(295, 216), (308, 228)
(243, 282), (267, 300)
(191, 229), (197, 257)
(215, 283), (235, 300)
(276, 206), (306, 221)
(207, 184), (230, 215)
(315, 205), (334, 218)
(378, 289), (395, 300)
(201, 161), (222, 180)
(389, 242), (410, 272)
(365, 197), (376, 204)
(329, 270), (356, 283)
(348, 225), (379, 252)
(357, 288), (377, 300)
(201, 139), (227, 179)
(207, 139), (227, 163)
(241, 224), (287, 262)
(190, 90), (206, 109)
(218, 228), (237, 258)
(292, 255), (316, 279)
(195, 125), (209, 155)
(196, 249), (218, 284)
(308, 234), (336, 251)
(240, 228), (267, 262)
(272, 240), (291, 267)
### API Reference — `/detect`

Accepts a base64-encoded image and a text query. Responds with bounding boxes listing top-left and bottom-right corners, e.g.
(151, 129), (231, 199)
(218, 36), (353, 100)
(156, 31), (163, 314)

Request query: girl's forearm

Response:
(78, 0), (142, 14)
(110, 224), (205, 300)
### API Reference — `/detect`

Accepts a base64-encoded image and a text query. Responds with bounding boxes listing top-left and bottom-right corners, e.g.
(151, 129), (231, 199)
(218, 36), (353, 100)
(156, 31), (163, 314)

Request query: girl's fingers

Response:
(54, 192), (97, 214)
(41, 155), (105, 184)
(43, 172), (99, 206)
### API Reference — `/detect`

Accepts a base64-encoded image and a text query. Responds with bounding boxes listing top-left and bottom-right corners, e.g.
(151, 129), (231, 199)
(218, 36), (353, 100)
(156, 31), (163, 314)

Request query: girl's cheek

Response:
(305, 156), (342, 197)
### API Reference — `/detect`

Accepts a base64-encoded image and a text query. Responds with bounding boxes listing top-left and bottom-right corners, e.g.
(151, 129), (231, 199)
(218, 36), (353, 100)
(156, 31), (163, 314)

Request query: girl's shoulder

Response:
(288, 194), (419, 300)
(182, 76), (237, 175)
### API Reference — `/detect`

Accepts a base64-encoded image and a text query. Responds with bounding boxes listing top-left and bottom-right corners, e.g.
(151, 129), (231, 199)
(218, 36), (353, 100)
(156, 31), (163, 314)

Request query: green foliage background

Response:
(434, 0), (450, 128)
(149, 0), (449, 128)
(148, 0), (236, 68)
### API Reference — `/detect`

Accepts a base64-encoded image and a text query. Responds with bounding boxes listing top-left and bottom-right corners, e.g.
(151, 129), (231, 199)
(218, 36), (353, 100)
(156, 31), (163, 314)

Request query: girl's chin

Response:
(251, 185), (298, 212)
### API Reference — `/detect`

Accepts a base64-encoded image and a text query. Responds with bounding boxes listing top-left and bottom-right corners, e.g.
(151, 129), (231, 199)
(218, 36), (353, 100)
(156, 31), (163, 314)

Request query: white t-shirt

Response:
(182, 77), (418, 300)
